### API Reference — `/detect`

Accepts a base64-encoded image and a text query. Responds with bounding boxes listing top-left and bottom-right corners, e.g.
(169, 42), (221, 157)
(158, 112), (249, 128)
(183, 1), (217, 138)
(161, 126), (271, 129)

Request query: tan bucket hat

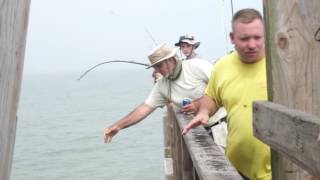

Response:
(174, 34), (200, 49)
(147, 43), (178, 69)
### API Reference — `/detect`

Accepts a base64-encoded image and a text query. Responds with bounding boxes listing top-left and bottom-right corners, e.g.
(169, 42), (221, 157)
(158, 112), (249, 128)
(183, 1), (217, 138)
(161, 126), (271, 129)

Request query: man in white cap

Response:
(175, 34), (201, 60)
(104, 43), (226, 150)
(152, 35), (200, 82)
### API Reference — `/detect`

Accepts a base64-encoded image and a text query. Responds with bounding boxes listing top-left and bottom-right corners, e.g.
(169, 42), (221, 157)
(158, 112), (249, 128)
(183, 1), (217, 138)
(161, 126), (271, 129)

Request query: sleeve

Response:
(190, 59), (213, 83)
(144, 81), (168, 108)
(205, 63), (222, 108)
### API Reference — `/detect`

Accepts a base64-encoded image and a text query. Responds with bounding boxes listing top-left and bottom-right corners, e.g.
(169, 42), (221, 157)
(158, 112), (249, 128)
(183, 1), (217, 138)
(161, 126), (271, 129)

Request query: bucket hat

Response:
(174, 34), (200, 49)
(147, 43), (178, 69)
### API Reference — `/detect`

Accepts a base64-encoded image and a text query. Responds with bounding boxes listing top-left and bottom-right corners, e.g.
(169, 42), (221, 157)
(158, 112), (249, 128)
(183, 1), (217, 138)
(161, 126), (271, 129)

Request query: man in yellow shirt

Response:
(182, 8), (271, 180)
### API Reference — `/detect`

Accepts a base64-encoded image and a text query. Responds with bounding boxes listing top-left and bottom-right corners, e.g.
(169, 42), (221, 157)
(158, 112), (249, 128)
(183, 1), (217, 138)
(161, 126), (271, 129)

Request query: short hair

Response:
(232, 8), (263, 30)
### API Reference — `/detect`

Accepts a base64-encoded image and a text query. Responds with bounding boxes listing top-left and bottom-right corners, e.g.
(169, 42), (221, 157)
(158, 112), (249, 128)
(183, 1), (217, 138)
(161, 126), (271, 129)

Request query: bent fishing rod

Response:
(77, 60), (149, 80)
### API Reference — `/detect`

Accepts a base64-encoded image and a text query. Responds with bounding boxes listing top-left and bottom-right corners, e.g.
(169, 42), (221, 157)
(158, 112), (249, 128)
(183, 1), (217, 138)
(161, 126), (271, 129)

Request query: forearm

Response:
(113, 103), (155, 130)
(197, 95), (218, 117)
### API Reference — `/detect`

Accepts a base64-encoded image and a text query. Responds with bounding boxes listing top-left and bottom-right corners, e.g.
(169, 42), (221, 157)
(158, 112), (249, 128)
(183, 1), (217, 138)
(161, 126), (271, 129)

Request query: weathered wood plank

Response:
(253, 101), (320, 177)
(173, 108), (183, 180)
(0, 0), (30, 179)
(181, 137), (193, 180)
(174, 111), (242, 180)
(163, 111), (174, 180)
(263, 0), (320, 179)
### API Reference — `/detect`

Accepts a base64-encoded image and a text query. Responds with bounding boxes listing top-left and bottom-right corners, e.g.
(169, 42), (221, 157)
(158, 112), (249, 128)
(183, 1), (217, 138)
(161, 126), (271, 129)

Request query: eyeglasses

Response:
(179, 35), (194, 41)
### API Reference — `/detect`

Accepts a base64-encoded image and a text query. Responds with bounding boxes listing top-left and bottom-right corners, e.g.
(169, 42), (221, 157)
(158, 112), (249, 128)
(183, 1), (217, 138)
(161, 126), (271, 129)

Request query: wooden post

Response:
(163, 110), (174, 180)
(172, 106), (183, 180)
(261, 1), (320, 179)
(0, 0), (31, 179)
(181, 137), (193, 180)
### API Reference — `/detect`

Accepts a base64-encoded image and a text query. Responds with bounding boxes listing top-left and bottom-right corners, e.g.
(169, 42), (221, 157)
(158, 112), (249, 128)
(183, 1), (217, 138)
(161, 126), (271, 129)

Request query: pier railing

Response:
(163, 105), (242, 180)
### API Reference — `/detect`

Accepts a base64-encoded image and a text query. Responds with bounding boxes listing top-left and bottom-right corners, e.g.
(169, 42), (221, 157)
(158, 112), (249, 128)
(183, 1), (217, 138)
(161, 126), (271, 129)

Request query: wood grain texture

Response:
(172, 107), (183, 180)
(0, 0), (30, 179)
(264, 0), (320, 112)
(262, 0), (320, 179)
(253, 101), (320, 177)
(163, 111), (174, 180)
(181, 137), (194, 180)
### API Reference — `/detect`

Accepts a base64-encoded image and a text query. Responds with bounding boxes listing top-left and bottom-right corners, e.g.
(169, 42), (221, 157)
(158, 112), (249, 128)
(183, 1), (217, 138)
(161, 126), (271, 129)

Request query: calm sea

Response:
(11, 69), (165, 180)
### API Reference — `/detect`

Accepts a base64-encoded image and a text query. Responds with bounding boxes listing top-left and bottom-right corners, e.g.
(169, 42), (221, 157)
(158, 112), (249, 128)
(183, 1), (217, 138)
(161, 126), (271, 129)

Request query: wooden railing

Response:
(253, 101), (320, 178)
(163, 105), (242, 180)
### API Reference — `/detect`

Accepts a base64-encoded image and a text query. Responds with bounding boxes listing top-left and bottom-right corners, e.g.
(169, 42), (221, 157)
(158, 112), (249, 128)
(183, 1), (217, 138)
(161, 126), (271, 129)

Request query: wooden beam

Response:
(174, 112), (242, 180)
(253, 101), (320, 177)
(181, 137), (194, 180)
(163, 111), (173, 180)
(172, 108), (183, 180)
(0, 0), (30, 180)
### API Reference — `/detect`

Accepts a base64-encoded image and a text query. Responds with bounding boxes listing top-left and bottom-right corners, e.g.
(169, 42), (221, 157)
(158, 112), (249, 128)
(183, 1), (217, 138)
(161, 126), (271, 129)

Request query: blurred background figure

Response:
(175, 34), (201, 60)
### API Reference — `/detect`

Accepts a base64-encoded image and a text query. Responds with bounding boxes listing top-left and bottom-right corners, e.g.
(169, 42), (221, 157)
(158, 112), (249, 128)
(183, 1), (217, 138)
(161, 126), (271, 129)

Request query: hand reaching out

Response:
(182, 113), (210, 135)
(104, 125), (120, 143)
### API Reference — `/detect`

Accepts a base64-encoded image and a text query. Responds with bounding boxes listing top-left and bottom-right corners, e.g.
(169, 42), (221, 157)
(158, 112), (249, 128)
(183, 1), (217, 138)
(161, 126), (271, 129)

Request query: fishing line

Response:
(220, 0), (229, 53)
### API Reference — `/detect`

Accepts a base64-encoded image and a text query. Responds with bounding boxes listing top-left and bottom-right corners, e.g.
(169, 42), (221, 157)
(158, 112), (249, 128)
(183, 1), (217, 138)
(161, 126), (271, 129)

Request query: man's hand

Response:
(104, 125), (120, 143)
(182, 113), (210, 135)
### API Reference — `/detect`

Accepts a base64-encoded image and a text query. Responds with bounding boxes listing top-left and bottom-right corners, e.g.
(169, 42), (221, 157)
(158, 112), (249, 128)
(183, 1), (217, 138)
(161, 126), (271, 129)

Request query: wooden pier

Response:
(1, 1), (320, 180)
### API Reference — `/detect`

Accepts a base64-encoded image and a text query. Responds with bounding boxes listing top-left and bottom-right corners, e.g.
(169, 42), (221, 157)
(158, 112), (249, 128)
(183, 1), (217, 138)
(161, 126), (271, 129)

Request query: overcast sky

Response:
(24, 0), (262, 75)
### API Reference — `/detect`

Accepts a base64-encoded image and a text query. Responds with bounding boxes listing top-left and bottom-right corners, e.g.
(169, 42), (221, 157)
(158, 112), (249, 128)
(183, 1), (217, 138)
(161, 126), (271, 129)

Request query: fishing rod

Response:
(77, 11), (158, 81)
(230, 0), (234, 17)
(77, 60), (149, 80)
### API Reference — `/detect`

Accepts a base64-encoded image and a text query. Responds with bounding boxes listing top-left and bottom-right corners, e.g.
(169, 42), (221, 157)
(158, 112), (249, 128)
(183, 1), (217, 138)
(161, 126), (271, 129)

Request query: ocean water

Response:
(11, 69), (165, 180)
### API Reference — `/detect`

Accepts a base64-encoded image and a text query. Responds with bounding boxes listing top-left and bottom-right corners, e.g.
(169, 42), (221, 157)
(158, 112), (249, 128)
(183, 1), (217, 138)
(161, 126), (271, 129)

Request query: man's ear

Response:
(170, 57), (177, 65)
(229, 32), (235, 44)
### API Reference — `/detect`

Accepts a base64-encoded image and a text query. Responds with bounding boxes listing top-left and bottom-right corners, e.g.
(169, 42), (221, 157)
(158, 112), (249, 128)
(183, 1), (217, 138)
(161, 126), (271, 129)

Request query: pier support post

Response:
(0, 0), (30, 179)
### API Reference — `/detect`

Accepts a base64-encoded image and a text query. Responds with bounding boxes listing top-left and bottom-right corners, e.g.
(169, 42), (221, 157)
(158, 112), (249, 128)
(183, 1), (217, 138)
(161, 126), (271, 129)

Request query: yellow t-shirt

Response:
(206, 52), (271, 180)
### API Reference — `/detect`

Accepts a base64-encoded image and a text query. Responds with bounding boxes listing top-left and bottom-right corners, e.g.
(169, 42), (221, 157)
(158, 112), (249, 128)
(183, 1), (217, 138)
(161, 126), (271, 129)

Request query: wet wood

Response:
(181, 128), (193, 180)
(0, 0), (30, 179)
(171, 106), (183, 180)
(163, 110), (173, 180)
(261, 1), (320, 179)
(253, 101), (320, 177)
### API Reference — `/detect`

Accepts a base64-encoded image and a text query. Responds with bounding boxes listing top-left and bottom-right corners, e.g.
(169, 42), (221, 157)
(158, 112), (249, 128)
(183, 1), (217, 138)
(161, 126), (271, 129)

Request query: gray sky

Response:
(24, 0), (262, 75)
